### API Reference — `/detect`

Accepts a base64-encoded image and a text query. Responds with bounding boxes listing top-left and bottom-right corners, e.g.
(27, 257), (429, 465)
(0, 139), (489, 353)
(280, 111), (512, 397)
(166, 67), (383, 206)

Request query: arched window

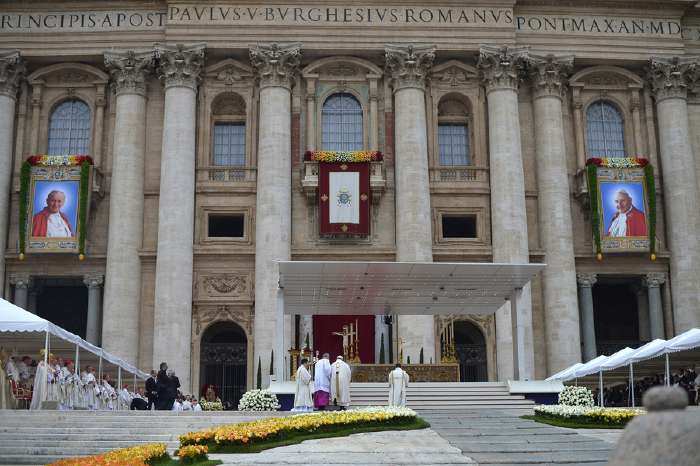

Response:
(48, 100), (91, 155)
(586, 100), (625, 158)
(211, 93), (247, 168)
(321, 93), (363, 151)
(437, 97), (471, 166)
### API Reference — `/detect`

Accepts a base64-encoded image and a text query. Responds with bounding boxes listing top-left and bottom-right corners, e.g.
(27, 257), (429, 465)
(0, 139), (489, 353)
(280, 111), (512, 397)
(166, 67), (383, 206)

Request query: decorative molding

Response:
(211, 92), (246, 115)
(9, 273), (31, 289)
(193, 304), (253, 336)
(155, 43), (206, 90)
(202, 274), (248, 296)
(83, 273), (104, 288)
(431, 60), (478, 88)
(249, 43), (301, 90)
(570, 65), (644, 89)
(576, 272), (597, 287)
(529, 53), (573, 100)
(643, 272), (666, 288)
(648, 56), (700, 102)
(104, 50), (156, 97)
(477, 45), (529, 93)
(0, 51), (25, 99)
(385, 44), (436, 92)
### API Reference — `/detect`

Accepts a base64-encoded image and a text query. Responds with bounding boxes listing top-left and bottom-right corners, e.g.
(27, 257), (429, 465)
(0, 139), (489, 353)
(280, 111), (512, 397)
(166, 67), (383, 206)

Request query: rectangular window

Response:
(208, 214), (244, 238)
(438, 124), (470, 166)
(442, 215), (477, 239)
(213, 123), (246, 166)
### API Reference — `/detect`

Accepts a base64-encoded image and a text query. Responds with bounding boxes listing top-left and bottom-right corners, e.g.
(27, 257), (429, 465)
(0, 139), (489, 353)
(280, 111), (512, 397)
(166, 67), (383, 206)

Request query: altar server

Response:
(293, 359), (314, 412)
(313, 353), (332, 410)
(388, 363), (409, 407)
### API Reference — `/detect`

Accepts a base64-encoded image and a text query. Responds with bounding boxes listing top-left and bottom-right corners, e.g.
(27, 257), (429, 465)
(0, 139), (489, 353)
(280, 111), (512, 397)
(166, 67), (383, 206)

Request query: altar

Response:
(350, 363), (459, 383)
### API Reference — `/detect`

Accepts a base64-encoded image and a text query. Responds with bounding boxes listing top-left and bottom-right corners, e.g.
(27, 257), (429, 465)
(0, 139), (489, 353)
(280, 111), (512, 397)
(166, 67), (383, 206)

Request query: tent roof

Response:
(571, 355), (609, 379)
(599, 347), (635, 371)
(278, 261), (545, 315)
(545, 362), (584, 381)
(626, 338), (668, 364)
(0, 298), (148, 379)
(665, 328), (700, 352)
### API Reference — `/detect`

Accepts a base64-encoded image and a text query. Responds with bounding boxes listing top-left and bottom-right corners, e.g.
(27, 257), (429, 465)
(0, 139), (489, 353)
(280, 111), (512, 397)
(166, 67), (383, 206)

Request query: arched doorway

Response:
(454, 320), (487, 382)
(200, 322), (247, 409)
(593, 281), (641, 354)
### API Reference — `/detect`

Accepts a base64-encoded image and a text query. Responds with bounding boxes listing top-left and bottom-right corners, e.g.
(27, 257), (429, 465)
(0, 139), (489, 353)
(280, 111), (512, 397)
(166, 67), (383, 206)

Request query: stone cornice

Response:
(0, 51), (25, 99)
(249, 43), (301, 90)
(104, 50), (156, 97)
(528, 53), (574, 100)
(478, 45), (528, 94)
(155, 43), (206, 91)
(385, 43), (436, 92)
(647, 56), (700, 102)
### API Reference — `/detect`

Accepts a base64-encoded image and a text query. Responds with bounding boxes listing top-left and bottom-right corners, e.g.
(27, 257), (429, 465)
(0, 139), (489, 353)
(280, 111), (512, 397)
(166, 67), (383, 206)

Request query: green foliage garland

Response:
(269, 350), (274, 376)
(78, 161), (90, 257)
(256, 356), (262, 389)
(586, 164), (602, 258)
(18, 162), (31, 257)
(645, 164), (656, 258)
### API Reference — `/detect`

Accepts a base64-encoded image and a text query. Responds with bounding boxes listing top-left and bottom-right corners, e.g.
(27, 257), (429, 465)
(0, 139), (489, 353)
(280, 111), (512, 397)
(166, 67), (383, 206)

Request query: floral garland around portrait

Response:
(304, 150), (383, 163)
(586, 157), (656, 261)
(19, 155), (93, 260)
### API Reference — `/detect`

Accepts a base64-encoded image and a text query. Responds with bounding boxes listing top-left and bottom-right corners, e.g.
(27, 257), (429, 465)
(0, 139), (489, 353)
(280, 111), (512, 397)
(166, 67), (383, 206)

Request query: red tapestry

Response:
(319, 162), (370, 235)
(312, 315), (375, 363)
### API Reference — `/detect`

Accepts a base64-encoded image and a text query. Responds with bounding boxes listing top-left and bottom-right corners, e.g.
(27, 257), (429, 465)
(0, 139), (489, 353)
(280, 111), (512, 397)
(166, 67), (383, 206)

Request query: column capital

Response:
(104, 50), (156, 97)
(155, 43), (206, 91)
(0, 51), (26, 99)
(83, 273), (104, 288)
(643, 272), (666, 288)
(647, 56), (700, 102)
(528, 53), (574, 100)
(478, 45), (529, 94)
(9, 273), (31, 289)
(576, 272), (597, 287)
(384, 44), (436, 92)
(249, 43), (301, 90)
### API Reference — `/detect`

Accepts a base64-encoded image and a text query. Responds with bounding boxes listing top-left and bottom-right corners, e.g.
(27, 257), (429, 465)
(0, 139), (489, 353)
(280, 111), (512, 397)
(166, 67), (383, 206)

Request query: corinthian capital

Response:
(155, 43), (206, 90)
(249, 43), (301, 90)
(478, 45), (529, 93)
(104, 50), (156, 97)
(529, 53), (574, 100)
(385, 44), (435, 92)
(643, 272), (666, 288)
(576, 273), (597, 288)
(647, 56), (700, 102)
(0, 51), (26, 99)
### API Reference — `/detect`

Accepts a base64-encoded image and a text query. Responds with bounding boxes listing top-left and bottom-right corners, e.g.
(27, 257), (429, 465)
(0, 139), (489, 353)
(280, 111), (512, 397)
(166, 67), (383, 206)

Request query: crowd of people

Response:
(593, 366), (700, 406)
(292, 353), (409, 411)
(141, 362), (203, 411)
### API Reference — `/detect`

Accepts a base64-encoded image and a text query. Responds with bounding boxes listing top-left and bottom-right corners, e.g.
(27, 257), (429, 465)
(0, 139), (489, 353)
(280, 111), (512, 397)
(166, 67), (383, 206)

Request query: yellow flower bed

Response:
(180, 407), (417, 448)
(49, 443), (168, 466)
(177, 444), (209, 464)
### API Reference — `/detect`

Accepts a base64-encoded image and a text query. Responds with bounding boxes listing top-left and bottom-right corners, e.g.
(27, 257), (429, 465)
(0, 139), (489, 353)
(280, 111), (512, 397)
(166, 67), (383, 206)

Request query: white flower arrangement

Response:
(558, 385), (595, 407)
(237, 389), (280, 411)
(534, 404), (644, 426)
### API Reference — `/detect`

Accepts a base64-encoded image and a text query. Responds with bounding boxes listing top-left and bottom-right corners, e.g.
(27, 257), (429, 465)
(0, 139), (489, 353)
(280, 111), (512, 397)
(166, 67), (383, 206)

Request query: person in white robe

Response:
(119, 385), (132, 410)
(192, 399), (202, 411)
(330, 356), (352, 409)
(0, 349), (14, 409)
(172, 398), (183, 411)
(292, 359), (314, 412)
(81, 366), (97, 409)
(16, 356), (32, 385)
(388, 363), (409, 407)
(5, 355), (20, 382)
(181, 396), (192, 411)
(313, 353), (332, 410)
(101, 376), (116, 410)
(30, 351), (48, 410)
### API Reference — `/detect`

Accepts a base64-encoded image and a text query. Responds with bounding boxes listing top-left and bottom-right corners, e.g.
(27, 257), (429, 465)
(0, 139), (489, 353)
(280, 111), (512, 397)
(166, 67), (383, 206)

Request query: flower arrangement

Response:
(176, 444), (209, 464)
(585, 157), (648, 168)
(535, 405), (643, 427)
(27, 155), (93, 166)
(237, 389), (280, 411)
(304, 150), (383, 163)
(558, 385), (595, 407)
(49, 442), (168, 466)
(199, 399), (224, 411)
(180, 406), (418, 449)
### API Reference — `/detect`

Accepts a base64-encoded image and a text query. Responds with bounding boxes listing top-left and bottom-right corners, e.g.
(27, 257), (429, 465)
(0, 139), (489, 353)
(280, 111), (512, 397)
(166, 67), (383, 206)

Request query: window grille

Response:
(321, 93), (363, 151)
(438, 124), (470, 166)
(586, 101), (625, 158)
(48, 100), (91, 155)
(213, 123), (246, 166)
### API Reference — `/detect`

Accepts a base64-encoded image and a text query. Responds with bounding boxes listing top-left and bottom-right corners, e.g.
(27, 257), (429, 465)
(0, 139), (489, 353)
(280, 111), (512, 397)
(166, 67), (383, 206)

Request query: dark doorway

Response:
(592, 282), (641, 355)
(454, 320), (488, 382)
(35, 278), (88, 339)
(200, 322), (247, 409)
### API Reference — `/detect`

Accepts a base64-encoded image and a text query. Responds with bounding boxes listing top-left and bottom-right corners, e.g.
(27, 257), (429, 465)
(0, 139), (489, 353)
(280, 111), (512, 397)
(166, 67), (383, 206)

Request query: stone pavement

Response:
(210, 429), (476, 465)
(420, 409), (617, 465)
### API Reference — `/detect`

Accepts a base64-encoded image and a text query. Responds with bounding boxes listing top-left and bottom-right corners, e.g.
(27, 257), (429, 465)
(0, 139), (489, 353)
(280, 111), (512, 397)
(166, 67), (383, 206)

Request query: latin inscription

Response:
(516, 14), (682, 37)
(0, 10), (166, 32)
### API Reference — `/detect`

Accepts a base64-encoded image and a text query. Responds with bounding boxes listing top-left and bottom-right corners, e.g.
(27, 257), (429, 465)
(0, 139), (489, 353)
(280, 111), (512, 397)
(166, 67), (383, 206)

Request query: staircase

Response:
(351, 382), (535, 413)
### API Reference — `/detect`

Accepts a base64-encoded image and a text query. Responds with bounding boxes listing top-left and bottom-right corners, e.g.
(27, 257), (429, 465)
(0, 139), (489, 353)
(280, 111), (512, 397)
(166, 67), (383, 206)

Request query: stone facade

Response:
(2, 0), (699, 394)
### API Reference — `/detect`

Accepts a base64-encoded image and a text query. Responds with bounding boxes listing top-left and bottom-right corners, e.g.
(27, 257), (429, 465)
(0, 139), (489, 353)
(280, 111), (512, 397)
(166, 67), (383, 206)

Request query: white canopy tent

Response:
(0, 298), (148, 405)
(276, 260), (546, 381)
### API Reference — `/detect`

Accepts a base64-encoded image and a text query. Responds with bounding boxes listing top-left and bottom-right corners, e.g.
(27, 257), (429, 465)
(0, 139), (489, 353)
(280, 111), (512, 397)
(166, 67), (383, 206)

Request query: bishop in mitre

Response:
(388, 363), (409, 407)
(292, 358), (313, 412)
(330, 356), (351, 409)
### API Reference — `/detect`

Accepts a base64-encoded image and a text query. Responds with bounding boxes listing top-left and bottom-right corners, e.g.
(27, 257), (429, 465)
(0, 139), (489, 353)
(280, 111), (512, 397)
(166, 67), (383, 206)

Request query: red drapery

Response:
(312, 315), (375, 363)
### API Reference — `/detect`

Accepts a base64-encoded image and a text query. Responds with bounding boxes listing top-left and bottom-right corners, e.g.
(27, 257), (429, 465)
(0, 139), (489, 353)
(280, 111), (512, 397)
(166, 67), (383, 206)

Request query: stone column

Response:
(102, 50), (155, 364)
(10, 273), (31, 310)
(305, 77), (316, 151)
(643, 273), (666, 340)
(83, 273), (104, 345)
(478, 45), (535, 380)
(385, 44), (436, 364)
(152, 44), (205, 392)
(634, 285), (651, 341)
(250, 43), (301, 384)
(529, 54), (582, 374)
(577, 273), (597, 360)
(0, 52), (25, 294)
(648, 57), (700, 333)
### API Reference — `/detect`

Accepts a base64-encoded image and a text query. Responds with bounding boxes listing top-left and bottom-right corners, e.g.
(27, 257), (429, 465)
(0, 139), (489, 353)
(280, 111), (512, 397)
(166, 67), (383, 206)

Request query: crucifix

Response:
(332, 325), (351, 360)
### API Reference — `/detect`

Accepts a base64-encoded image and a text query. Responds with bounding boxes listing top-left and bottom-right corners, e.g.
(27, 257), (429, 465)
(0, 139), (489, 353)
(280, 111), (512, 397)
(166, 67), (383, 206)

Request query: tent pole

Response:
(599, 370), (604, 407)
(630, 363), (635, 408)
(118, 366), (122, 410)
(665, 353), (670, 386)
(98, 351), (102, 382)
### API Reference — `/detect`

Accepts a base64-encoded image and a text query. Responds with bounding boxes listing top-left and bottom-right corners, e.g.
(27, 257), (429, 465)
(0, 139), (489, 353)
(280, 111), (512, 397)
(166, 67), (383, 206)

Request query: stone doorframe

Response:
(436, 314), (496, 382)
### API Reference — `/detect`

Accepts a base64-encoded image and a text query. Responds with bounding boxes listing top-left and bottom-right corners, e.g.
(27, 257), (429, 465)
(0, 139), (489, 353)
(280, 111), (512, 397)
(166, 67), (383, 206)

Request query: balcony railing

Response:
(197, 166), (257, 183)
(429, 166), (488, 183)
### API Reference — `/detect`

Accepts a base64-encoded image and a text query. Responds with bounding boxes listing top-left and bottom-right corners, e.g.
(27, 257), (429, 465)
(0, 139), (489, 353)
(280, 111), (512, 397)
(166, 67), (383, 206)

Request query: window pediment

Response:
(28, 63), (108, 86)
(205, 59), (254, 84)
(431, 60), (478, 87)
(570, 66), (643, 90)
(303, 56), (382, 80)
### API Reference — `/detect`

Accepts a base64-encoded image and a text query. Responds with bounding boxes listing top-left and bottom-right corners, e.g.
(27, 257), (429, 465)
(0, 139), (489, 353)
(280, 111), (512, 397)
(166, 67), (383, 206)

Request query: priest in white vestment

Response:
(30, 351), (49, 410)
(82, 366), (97, 409)
(313, 353), (332, 410)
(388, 363), (409, 407)
(293, 358), (314, 412)
(330, 356), (351, 408)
